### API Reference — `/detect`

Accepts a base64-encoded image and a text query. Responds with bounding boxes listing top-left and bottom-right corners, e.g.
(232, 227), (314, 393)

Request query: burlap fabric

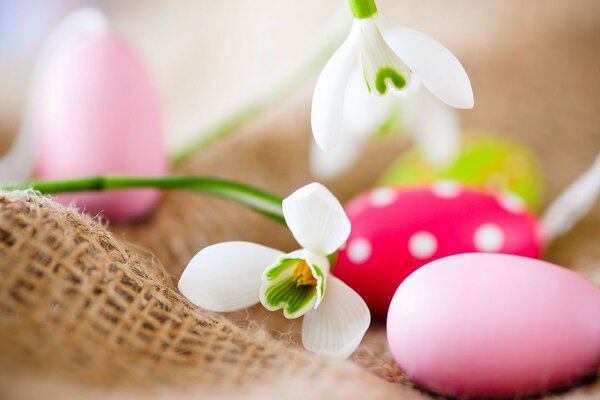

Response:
(2, 0), (600, 398)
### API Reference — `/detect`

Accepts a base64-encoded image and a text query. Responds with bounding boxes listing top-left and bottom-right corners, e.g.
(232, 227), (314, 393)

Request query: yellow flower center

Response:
(293, 260), (318, 287)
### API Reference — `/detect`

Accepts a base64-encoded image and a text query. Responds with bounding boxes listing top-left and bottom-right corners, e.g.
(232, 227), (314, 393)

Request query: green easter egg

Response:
(378, 132), (544, 212)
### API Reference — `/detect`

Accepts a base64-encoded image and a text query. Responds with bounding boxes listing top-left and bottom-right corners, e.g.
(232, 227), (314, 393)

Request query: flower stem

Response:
(169, 18), (349, 166)
(2, 176), (286, 224)
(348, 0), (377, 19)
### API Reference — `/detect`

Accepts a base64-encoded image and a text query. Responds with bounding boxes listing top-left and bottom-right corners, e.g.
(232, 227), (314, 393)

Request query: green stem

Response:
(3, 176), (286, 224)
(348, 0), (377, 19)
(169, 20), (350, 166)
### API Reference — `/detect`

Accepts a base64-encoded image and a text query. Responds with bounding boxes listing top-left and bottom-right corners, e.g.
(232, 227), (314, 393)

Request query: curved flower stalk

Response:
(3, 175), (286, 223)
(311, 0), (473, 160)
(178, 182), (370, 359)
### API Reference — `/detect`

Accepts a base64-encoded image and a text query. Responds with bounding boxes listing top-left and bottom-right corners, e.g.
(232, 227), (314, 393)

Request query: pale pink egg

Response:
(387, 253), (600, 398)
(35, 30), (167, 221)
(334, 183), (542, 317)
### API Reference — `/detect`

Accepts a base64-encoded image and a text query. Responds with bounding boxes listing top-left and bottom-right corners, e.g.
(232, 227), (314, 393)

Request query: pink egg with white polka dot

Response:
(334, 182), (542, 317)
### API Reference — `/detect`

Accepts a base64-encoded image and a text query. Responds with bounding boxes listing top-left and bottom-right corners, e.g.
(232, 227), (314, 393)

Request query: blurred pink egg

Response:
(334, 183), (542, 317)
(35, 27), (167, 221)
(387, 253), (600, 398)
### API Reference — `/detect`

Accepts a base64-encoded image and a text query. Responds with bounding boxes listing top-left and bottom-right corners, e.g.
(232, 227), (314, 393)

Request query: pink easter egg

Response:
(387, 253), (600, 398)
(35, 30), (167, 221)
(334, 183), (542, 317)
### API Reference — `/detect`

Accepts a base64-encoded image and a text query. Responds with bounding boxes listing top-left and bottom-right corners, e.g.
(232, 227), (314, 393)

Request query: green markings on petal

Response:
(375, 67), (406, 95)
(264, 258), (297, 281)
(264, 277), (317, 318)
(261, 257), (328, 318)
(312, 264), (326, 298)
(363, 70), (372, 93)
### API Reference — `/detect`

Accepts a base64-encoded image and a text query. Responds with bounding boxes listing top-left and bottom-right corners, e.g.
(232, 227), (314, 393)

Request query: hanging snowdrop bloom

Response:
(178, 182), (370, 359)
(311, 0), (473, 164)
(310, 78), (461, 179)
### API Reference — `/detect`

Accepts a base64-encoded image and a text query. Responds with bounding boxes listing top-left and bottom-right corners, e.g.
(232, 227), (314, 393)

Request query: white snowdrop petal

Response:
(178, 241), (284, 312)
(355, 17), (413, 96)
(309, 135), (366, 180)
(400, 86), (461, 166)
(383, 26), (474, 109)
(310, 67), (398, 180)
(302, 276), (370, 359)
(311, 27), (360, 151)
(342, 68), (397, 140)
(300, 249), (330, 309)
(283, 183), (351, 255)
(541, 153), (600, 242)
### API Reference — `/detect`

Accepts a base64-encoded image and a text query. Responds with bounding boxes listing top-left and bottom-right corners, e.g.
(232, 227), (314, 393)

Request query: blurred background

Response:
(1, 0), (344, 153)
(2, 2), (600, 395)
(1, 0), (598, 156)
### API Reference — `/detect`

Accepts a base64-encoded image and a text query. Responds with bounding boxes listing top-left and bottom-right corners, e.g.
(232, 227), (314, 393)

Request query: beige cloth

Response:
(2, 0), (600, 398)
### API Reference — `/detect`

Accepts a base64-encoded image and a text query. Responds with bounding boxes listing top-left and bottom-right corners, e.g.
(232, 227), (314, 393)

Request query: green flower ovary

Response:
(349, 0), (378, 19)
(375, 67), (406, 95)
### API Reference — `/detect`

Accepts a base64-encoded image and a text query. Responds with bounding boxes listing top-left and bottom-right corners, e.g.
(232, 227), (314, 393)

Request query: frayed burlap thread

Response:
(0, 190), (409, 399)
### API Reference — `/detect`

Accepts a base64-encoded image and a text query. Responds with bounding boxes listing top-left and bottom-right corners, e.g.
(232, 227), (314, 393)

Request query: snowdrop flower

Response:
(311, 0), (473, 158)
(311, 78), (461, 179)
(178, 182), (370, 359)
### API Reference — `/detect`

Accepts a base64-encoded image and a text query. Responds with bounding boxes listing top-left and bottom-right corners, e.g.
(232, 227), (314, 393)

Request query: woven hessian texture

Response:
(0, 191), (411, 399)
(2, 0), (600, 399)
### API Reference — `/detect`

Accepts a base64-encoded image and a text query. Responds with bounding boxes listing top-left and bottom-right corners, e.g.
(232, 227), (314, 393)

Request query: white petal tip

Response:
(316, 139), (336, 153)
(436, 80), (474, 110)
(310, 119), (339, 152)
(455, 92), (475, 110)
(383, 26), (475, 111)
(301, 277), (371, 360)
(283, 183), (351, 255)
(310, 29), (359, 156)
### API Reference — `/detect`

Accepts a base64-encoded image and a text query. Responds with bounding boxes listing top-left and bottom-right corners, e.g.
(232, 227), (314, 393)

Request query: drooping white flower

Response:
(311, 0), (473, 156)
(178, 182), (370, 359)
(310, 76), (461, 179)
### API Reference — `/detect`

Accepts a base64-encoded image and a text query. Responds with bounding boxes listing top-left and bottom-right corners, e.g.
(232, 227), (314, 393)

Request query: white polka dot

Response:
(431, 180), (461, 199)
(347, 238), (372, 264)
(408, 231), (438, 260)
(497, 192), (526, 214)
(369, 187), (397, 207)
(474, 224), (505, 252)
